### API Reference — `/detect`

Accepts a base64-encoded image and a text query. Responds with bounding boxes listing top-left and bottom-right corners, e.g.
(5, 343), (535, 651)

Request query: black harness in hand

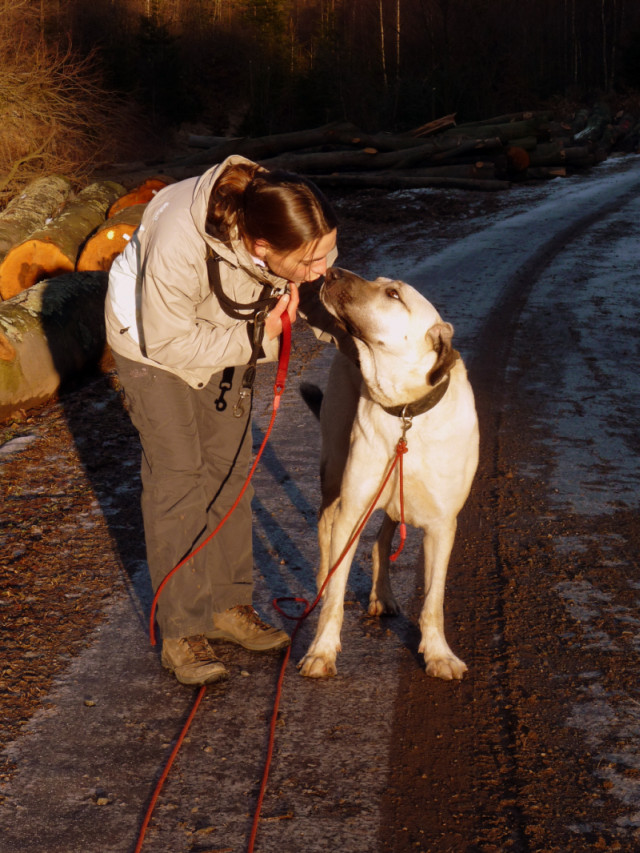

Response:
(206, 250), (280, 417)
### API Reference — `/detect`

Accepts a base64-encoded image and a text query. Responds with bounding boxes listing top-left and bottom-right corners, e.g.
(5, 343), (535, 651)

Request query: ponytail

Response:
(206, 161), (337, 250)
(205, 161), (261, 243)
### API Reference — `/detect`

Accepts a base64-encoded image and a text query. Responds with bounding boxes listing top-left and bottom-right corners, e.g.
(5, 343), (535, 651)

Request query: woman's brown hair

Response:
(206, 161), (337, 250)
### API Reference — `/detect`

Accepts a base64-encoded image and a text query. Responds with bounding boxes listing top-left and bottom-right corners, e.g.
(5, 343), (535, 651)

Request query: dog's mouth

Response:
(320, 281), (366, 341)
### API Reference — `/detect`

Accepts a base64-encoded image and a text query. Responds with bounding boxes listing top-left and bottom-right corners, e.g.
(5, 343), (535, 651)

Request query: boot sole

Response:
(206, 630), (290, 652)
(161, 657), (229, 686)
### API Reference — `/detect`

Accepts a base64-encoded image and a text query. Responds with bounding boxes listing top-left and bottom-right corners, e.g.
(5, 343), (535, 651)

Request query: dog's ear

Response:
(426, 322), (457, 386)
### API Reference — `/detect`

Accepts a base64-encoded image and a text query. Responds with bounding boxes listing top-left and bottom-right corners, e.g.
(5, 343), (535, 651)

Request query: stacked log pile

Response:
(0, 181), (126, 300)
(0, 175), (175, 300)
(0, 175), (173, 418)
(176, 104), (640, 192)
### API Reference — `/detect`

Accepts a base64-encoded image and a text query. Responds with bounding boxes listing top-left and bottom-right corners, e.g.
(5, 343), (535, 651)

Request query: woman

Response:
(105, 155), (340, 686)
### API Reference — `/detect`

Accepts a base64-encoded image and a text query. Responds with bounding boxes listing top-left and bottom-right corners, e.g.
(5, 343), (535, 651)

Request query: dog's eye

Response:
(386, 287), (400, 300)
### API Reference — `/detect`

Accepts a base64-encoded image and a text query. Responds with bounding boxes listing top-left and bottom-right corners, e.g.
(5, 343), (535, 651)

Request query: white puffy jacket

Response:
(105, 155), (338, 389)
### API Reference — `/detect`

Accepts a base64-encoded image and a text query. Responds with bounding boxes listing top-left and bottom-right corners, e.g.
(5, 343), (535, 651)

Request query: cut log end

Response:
(76, 226), (133, 271)
(107, 176), (174, 217)
(0, 240), (74, 300)
(76, 203), (145, 272)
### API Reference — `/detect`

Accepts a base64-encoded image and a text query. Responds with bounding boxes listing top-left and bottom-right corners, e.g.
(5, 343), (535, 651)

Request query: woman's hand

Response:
(264, 283), (299, 340)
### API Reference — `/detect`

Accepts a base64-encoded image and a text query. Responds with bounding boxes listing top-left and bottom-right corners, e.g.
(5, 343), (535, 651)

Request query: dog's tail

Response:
(299, 382), (323, 419)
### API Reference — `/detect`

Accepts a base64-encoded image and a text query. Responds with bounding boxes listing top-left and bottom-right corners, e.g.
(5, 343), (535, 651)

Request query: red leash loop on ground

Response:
(148, 312), (292, 646)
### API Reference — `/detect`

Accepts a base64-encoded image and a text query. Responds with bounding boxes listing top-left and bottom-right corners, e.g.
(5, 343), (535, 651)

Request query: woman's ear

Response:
(251, 239), (269, 260)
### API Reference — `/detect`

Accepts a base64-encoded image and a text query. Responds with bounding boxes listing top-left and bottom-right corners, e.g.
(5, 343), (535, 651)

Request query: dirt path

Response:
(379, 162), (640, 851)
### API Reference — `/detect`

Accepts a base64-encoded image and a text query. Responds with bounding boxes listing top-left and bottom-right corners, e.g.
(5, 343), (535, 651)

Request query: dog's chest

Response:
(375, 424), (473, 525)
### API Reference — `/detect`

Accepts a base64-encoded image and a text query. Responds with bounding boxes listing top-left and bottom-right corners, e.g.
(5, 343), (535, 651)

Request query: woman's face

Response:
(257, 228), (337, 284)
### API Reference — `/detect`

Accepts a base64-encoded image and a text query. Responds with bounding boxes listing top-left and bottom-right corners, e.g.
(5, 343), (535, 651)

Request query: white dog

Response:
(298, 268), (479, 680)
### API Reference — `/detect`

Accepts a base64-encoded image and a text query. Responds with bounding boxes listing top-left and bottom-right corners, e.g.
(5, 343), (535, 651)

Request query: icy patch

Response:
(567, 682), (640, 830)
(556, 579), (619, 651)
(0, 434), (36, 457)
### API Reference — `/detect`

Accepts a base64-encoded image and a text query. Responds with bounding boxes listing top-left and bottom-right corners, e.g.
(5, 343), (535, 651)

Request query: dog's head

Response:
(321, 267), (457, 404)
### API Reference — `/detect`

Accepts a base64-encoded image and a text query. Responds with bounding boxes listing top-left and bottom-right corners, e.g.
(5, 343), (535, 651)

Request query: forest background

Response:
(2, 0), (640, 203)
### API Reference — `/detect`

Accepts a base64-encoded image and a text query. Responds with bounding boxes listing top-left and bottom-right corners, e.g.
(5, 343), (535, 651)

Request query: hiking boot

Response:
(161, 635), (229, 686)
(207, 605), (290, 652)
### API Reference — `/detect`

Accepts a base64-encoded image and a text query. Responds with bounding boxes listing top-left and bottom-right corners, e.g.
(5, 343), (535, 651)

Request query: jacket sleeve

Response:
(139, 242), (270, 371)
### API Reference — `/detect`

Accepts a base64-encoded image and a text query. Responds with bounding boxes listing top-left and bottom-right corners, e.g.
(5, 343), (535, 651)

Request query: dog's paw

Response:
(367, 594), (400, 617)
(297, 653), (337, 678)
(424, 654), (467, 681)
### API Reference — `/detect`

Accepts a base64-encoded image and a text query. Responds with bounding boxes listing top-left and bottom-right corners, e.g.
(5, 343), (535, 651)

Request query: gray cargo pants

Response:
(113, 353), (254, 640)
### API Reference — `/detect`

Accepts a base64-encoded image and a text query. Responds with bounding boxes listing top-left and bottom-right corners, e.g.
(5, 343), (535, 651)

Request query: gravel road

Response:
(1, 156), (639, 852)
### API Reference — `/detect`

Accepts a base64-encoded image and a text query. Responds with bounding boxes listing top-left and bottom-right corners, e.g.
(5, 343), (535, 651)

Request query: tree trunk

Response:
(167, 121), (443, 166)
(258, 136), (503, 173)
(0, 271), (108, 419)
(397, 163), (497, 179)
(527, 166), (567, 179)
(573, 104), (611, 143)
(171, 121), (362, 166)
(76, 204), (145, 272)
(0, 175), (72, 264)
(440, 118), (544, 143)
(456, 110), (553, 127)
(309, 172), (510, 191)
(187, 134), (242, 149)
(0, 181), (125, 300)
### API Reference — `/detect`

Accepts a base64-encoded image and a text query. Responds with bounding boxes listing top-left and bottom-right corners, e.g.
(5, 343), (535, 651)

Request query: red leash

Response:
(134, 685), (206, 853)
(247, 431), (409, 852)
(135, 313), (291, 853)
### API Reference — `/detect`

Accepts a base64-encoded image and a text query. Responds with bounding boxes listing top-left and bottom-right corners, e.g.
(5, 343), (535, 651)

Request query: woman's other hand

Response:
(264, 283), (299, 340)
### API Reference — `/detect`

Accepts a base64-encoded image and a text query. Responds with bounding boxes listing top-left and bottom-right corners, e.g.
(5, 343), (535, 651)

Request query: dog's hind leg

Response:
(368, 512), (401, 616)
(418, 519), (467, 680)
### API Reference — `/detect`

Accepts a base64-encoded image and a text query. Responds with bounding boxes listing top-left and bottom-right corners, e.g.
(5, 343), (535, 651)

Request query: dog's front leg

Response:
(316, 498), (339, 591)
(298, 512), (361, 678)
(419, 519), (467, 680)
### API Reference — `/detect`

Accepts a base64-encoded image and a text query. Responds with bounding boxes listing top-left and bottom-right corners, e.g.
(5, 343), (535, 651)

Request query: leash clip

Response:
(400, 406), (413, 441)
(233, 386), (251, 418)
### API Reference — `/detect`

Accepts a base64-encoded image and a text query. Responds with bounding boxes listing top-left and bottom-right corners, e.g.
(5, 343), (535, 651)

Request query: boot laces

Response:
(234, 605), (271, 631)
(185, 635), (215, 662)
